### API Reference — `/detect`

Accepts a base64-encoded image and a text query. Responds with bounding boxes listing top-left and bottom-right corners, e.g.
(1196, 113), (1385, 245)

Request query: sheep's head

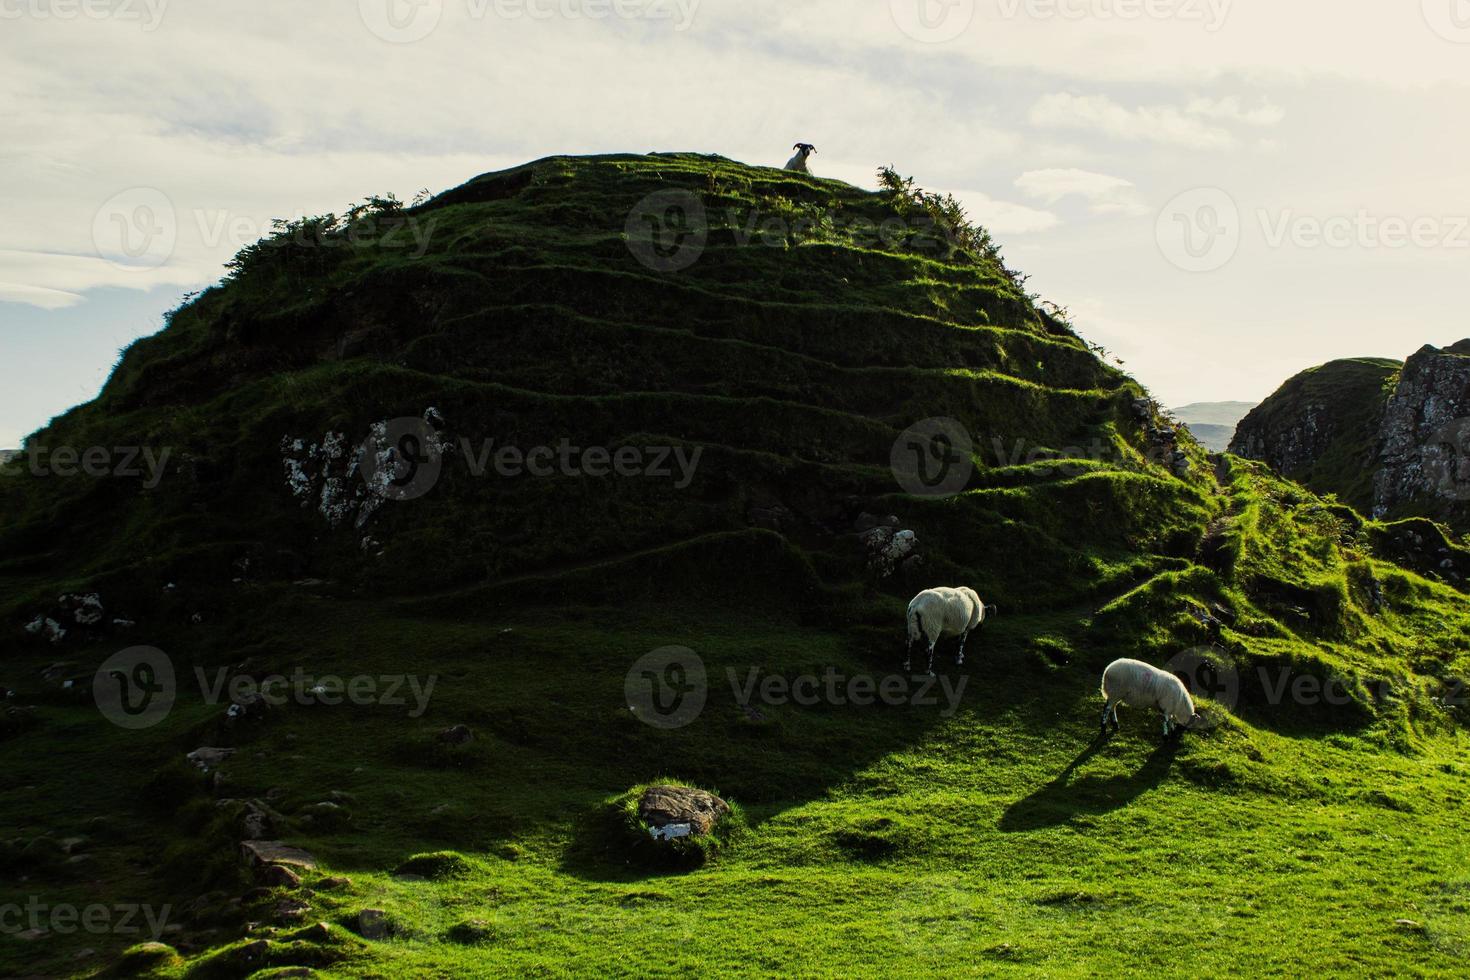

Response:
(793, 143), (816, 156)
(984, 603), (998, 619)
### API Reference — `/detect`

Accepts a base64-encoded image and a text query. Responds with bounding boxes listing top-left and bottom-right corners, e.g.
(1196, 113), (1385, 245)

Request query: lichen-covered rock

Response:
(58, 592), (105, 626)
(281, 409), (452, 531)
(1371, 342), (1470, 524)
(861, 526), (918, 577)
(25, 616), (67, 644)
(637, 784), (730, 836)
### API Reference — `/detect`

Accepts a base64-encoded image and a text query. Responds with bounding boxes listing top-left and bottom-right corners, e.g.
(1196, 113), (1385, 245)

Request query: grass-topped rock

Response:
(394, 850), (474, 880)
(597, 782), (744, 868)
(111, 941), (183, 976)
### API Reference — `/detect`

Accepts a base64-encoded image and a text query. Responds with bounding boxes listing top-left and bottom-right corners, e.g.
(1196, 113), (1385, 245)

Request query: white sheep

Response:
(784, 143), (816, 173)
(1100, 658), (1202, 738)
(905, 587), (995, 675)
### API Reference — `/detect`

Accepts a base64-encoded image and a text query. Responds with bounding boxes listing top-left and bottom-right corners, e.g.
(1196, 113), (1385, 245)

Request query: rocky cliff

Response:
(1372, 341), (1470, 524)
(1231, 342), (1470, 530)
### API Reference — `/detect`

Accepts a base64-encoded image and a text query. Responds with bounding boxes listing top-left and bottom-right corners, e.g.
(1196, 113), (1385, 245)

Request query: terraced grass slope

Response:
(3, 154), (1470, 977)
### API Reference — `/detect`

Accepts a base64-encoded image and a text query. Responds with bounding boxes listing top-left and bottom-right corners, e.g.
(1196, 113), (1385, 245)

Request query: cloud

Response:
(1014, 168), (1149, 216)
(714, 0), (1470, 87)
(0, 282), (84, 310)
(1185, 96), (1286, 127)
(1029, 93), (1236, 149)
(947, 191), (1060, 235)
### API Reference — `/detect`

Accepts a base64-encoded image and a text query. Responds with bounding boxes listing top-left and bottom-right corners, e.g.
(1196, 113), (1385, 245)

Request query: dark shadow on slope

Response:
(998, 735), (1180, 832)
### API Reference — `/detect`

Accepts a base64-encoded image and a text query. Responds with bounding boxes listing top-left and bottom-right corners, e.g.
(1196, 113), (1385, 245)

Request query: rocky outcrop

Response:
(1231, 343), (1470, 529)
(638, 784), (730, 837)
(1229, 357), (1400, 512)
(1371, 342), (1470, 523)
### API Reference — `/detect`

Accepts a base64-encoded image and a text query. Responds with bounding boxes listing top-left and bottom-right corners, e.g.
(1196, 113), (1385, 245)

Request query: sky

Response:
(3, 0), (1469, 448)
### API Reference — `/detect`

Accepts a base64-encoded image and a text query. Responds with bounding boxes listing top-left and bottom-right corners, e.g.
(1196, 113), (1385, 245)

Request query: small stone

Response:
(275, 898), (311, 923)
(240, 841), (318, 870)
(187, 747), (236, 772)
(437, 725), (474, 745)
(354, 908), (391, 939)
(294, 922), (333, 943)
(261, 864), (302, 888)
(238, 939), (271, 960)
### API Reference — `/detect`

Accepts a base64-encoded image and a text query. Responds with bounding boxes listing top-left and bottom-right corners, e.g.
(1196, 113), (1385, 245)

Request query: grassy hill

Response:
(1230, 358), (1403, 513)
(3, 154), (1470, 977)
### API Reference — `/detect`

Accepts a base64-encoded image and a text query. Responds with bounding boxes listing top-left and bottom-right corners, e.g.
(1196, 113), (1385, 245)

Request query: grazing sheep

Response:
(1100, 658), (1202, 738)
(905, 587), (995, 675)
(785, 143), (816, 173)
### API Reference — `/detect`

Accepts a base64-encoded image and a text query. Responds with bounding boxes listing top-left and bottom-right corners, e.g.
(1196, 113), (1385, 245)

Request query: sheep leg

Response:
(956, 630), (969, 666)
(1099, 701), (1112, 734)
(926, 640), (937, 677)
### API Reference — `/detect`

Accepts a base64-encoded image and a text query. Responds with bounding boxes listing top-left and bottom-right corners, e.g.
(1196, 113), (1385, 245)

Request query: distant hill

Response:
(1173, 401), (1258, 427)
(1171, 401), (1257, 452)
(1177, 422), (1235, 453)
(1231, 343), (1470, 530)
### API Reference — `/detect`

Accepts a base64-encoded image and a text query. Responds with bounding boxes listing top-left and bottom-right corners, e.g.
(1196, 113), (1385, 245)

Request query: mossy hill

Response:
(1233, 342), (1470, 533)
(1230, 357), (1402, 511)
(3, 154), (1470, 978)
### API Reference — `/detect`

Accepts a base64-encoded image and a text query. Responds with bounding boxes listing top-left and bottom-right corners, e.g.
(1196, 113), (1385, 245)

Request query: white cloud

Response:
(1014, 168), (1150, 216)
(1186, 96), (1286, 127)
(947, 191), (1061, 235)
(708, 0), (1470, 87)
(1030, 93), (1237, 149)
(0, 282), (83, 310)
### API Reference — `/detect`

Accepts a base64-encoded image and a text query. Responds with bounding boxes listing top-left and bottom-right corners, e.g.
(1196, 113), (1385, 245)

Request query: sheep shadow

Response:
(998, 733), (1180, 832)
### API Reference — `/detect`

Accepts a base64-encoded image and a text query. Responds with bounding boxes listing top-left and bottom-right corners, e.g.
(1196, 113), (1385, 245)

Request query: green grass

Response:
(2, 153), (1469, 977)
